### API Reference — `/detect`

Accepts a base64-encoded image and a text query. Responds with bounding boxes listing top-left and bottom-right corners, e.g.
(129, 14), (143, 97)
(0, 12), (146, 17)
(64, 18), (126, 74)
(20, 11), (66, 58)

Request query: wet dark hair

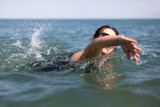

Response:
(93, 25), (119, 38)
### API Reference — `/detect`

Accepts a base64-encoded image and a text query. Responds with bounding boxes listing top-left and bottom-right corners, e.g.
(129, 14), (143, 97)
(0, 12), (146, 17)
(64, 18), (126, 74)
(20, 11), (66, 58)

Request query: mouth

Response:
(106, 47), (114, 54)
(105, 47), (111, 53)
(102, 47), (114, 55)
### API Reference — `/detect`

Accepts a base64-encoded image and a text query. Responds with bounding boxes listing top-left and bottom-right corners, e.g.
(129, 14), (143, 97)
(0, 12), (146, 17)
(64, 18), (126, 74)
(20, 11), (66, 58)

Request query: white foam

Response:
(12, 40), (23, 49)
(9, 26), (47, 65)
(28, 27), (44, 60)
(46, 47), (58, 55)
(30, 28), (43, 49)
(152, 53), (157, 58)
(136, 58), (148, 65)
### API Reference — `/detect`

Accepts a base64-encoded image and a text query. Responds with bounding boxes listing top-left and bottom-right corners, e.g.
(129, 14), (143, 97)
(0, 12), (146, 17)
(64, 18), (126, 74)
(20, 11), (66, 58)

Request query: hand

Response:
(119, 35), (141, 62)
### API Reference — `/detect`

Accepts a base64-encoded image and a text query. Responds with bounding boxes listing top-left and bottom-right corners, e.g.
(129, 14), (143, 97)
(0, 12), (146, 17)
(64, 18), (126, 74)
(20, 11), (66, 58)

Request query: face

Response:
(100, 28), (117, 55)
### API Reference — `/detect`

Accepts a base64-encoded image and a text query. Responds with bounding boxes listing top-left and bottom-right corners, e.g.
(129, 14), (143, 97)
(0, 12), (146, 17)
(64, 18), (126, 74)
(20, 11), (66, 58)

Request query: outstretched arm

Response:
(71, 35), (141, 62)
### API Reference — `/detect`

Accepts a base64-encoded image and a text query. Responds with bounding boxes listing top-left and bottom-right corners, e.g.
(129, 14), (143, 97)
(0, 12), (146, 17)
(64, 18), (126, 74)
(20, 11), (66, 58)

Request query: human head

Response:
(93, 25), (119, 55)
(93, 25), (119, 39)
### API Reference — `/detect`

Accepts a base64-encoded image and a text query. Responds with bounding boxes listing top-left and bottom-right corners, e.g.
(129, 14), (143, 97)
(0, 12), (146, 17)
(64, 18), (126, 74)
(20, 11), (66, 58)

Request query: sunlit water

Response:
(0, 19), (160, 107)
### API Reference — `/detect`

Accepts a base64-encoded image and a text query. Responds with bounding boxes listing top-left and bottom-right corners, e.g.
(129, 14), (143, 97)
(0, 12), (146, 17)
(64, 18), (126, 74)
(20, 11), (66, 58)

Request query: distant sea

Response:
(0, 19), (160, 107)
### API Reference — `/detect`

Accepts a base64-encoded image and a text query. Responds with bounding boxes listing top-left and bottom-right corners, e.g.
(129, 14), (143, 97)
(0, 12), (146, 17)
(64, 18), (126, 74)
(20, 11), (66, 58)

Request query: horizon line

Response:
(0, 18), (160, 20)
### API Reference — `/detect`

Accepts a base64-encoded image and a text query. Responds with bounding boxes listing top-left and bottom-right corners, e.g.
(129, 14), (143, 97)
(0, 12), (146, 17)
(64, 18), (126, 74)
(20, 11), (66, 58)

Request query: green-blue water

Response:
(0, 19), (160, 107)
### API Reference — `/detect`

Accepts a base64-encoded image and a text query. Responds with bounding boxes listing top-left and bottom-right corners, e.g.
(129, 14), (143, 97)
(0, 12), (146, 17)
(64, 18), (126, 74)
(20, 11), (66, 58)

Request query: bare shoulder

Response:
(70, 50), (84, 61)
(70, 41), (102, 61)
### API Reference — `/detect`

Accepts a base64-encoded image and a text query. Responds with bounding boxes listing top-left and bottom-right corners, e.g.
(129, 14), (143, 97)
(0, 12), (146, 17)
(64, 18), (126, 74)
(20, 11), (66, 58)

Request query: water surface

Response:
(0, 19), (160, 107)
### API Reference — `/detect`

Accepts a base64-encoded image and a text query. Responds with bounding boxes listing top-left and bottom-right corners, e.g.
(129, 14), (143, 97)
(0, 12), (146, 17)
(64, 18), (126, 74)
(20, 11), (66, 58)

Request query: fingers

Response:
(135, 53), (140, 58)
(125, 43), (141, 62)
(131, 49), (140, 62)
(120, 36), (141, 62)
(132, 43), (141, 52)
(125, 51), (139, 62)
(132, 44), (141, 62)
(133, 54), (139, 62)
(125, 52), (131, 60)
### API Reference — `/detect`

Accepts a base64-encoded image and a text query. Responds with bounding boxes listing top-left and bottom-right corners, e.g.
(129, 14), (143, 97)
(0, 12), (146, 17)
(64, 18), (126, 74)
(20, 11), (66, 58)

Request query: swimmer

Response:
(70, 25), (141, 62)
(27, 25), (141, 71)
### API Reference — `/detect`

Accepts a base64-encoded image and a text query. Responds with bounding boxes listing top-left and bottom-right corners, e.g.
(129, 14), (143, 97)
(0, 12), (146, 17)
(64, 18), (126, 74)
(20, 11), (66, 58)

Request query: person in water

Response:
(70, 25), (141, 62)
(29, 25), (141, 71)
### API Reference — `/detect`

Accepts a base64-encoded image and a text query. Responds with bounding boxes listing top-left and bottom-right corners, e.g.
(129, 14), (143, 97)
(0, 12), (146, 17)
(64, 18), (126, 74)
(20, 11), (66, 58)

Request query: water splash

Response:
(136, 58), (148, 65)
(1, 26), (46, 72)
(29, 27), (44, 59)
(30, 28), (43, 49)
(12, 40), (24, 49)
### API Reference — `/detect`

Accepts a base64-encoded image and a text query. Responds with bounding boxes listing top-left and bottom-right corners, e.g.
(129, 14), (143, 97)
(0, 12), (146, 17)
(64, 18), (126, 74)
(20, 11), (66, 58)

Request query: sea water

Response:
(0, 19), (160, 107)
